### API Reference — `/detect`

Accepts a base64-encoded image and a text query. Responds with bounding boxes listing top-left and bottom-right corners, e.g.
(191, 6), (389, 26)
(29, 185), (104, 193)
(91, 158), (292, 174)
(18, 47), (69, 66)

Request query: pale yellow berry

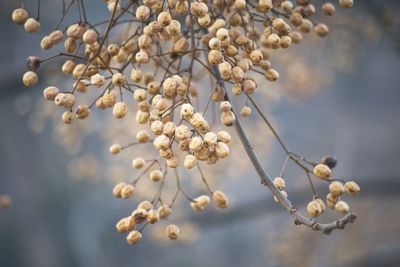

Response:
(189, 136), (203, 152)
(190, 2), (208, 17)
(157, 11), (172, 26)
(147, 209), (160, 224)
(300, 19), (313, 33)
(215, 142), (230, 159)
(138, 34), (152, 49)
(135, 110), (150, 124)
(322, 3), (336, 16)
(339, 0), (353, 8)
(273, 177), (286, 190)
(267, 33), (280, 49)
(136, 130), (150, 143)
(166, 153), (179, 168)
(257, 0), (273, 12)
(82, 29), (98, 44)
(204, 132), (218, 145)
(107, 1), (122, 13)
(64, 37), (77, 53)
(61, 111), (74, 124)
(23, 71), (38, 87)
(113, 102), (128, 118)
(314, 23), (329, 37)
(90, 73), (105, 87)
(280, 36), (292, 48)
(74, 105), (90, 119)
(314, 198), (326, 213)
(220, 111), (236, 126)
(116, 216), (135, 233)
(166, 224), (180, 240)
(55, 93), (76, 108)
(137, 200), (153, 211)
(113, 182), (127, 198)
(181, 103), (194, 118)
(212, 191), (229, 209)
(109, 144), (121, 155)
(329, 181), (344, 196)
(307, 200), (322, 217)
(218, 62), (232, 79)
(217, 131), (231, 144)
(149, 170), (163, 182)
(191, 195), (210, 211)
(43, 86), (60, 101)
(344, 181), (360, 196)
(240, 106), (252, 117)
(24, 18), (40, 33)
(313, 164), (331, 179)
(216, 28), (229, 41)
(73, 80), (88, 93)
(162, 121), (176, 137)
(126, 230), (142, 245)
(130, 69), (143, 82)
(166, 20), (181, 36)
(265, 69), (279, 82)
(40, 36), (52, 50)
(121, 184), (135, 199)
(335, 200), (350, 214)
(12, 8), (29, 25)
(132, 157), (145, 169)
(62, 60), (76, 74)
(49, 30), (64, 44)
(135, 49), (149, 64)
(66, 23), (85, 39)
(243, 79), (257, 94)
(112, 73), (126, 86)
(250, 49), (263, 64)
(132, 208), (148, 224)
(281, 1), (293, 12)
(153, 135), (170, 150)
(136, 5), (151, 21)
(208, 50), (223, 65)
(151, 120), (164, 135)
(133, 89), (147, 102)
(326, 193), (339, 209)
(158, 205), (172, 219)
(235, 0), (246, 10)
(208, 37), (221, 50)
(175, 125), (191, 140)
(72, 64), (87, 79)
(184, 154), (197, 169)
(219, 101), (232, 112)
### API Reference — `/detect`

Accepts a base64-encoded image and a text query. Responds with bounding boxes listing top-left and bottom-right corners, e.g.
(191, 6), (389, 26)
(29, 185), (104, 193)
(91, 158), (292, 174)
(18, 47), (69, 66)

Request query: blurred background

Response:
(0, 1), (400, 267)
